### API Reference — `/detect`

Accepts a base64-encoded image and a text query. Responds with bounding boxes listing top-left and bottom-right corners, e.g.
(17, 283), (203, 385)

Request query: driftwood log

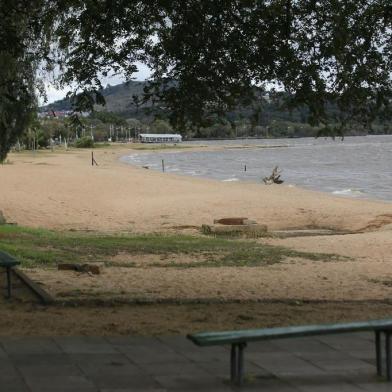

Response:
(263, 166), (284, 185)
(213, 217), (257, 225)
(58, 263), (100, 275)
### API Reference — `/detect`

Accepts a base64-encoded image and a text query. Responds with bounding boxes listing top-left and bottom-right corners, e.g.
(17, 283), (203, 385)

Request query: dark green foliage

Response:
(150, 119), (173, 134)
(90, 111), (127, 126)
(0, 0), (53, 161)
(51, 0), (392, 137)
(74, 136), (94, 148)
(2, 1), (392, 160)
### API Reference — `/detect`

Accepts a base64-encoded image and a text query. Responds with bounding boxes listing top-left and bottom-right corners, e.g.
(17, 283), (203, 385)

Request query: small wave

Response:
(222, 178), (239, 182)
(332, 188), (364, 197)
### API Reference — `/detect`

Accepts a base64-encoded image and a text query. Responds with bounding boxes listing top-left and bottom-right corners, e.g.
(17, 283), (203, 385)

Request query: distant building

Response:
(38, 110), (90, 119)
(139, 134), (182, 143)
(38, 110), (72, 118)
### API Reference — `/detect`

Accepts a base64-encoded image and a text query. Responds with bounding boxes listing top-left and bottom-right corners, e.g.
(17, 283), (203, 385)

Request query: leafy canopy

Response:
(1, 0), (392, 160)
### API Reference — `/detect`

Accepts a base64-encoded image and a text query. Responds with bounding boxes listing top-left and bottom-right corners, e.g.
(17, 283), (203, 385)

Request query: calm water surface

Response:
(121, 135), (392, 202)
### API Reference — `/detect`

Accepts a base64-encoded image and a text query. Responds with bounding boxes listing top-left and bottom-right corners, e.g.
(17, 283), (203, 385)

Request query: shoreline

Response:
(120, 145), (392, 205)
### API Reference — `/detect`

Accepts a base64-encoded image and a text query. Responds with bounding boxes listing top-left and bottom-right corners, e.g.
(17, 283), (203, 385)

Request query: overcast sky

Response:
(43, 62), (151, 104)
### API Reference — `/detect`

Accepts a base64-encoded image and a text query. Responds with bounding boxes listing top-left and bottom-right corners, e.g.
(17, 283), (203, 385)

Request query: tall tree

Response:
(0, 0), (53, 161)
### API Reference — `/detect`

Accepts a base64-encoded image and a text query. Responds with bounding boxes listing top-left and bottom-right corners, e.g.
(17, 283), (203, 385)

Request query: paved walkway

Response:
(0, 332), (390, 391)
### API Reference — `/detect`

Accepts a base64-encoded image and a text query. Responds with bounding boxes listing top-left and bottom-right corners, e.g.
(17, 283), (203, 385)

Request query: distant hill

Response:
(41, 80), (148, 116)
(41, 80), (306, 124)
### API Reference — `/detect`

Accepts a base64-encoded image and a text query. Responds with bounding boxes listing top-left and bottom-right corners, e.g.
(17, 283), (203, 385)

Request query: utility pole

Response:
(90, 125), (95, 141)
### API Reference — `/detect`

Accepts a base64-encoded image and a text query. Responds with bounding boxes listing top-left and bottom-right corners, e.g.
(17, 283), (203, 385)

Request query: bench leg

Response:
(237, 343), (246, 386)
(230, 343), (247, 386)
(230, 344), (237, 382)
(6, 266), (11, 299)
(376, 331), (382, 376)
(386, 332), (391, 381)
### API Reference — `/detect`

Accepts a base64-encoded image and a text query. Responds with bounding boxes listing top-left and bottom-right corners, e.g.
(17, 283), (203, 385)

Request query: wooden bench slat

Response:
(188, 318), (392, 346)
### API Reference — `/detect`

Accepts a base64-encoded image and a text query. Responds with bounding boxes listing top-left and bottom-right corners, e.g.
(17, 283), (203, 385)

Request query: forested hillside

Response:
(42, 81), (392, 139)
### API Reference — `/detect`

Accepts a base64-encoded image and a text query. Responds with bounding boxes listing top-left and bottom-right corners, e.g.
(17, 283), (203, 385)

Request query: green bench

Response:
(187, 319), (392, 385)
(0, 251), (20, 298)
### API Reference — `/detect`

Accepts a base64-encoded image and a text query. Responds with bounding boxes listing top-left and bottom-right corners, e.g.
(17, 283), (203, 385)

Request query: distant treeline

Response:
(41, 81), (392, 139)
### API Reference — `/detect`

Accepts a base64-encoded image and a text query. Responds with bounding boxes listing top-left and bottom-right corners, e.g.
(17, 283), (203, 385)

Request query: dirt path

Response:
(1, 299), (392, 336)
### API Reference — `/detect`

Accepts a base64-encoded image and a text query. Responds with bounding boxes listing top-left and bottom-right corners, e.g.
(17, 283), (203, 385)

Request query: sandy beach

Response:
(1, 145), (392, 335)
(1, 146), (392, 233)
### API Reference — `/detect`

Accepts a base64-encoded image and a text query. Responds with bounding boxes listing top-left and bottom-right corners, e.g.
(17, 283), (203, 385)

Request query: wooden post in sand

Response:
(162, 159), (165, 172)
(91, 151), (98, 166)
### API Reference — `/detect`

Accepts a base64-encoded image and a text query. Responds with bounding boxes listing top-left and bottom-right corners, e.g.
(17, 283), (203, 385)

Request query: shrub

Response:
(75, 137), (94, 148)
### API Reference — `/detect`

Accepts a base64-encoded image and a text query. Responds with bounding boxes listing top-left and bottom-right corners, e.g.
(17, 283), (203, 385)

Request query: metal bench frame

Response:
(0, 251), (20, 298)
(188, 319), (392, 386)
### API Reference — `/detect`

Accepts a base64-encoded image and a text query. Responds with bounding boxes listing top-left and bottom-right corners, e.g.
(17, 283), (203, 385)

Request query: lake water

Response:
(121, 135), (392, 202)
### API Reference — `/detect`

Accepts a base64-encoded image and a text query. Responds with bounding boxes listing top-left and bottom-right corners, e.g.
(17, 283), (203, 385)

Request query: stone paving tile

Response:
(354, 382), (392, 392)
(0, 334), (391, 391)
(8, 353), (73, 366)
(18, 363), (82, 378)
(106, 336), (162, 346)
(77, 358), (145, 377)
(246, 351), (325, 376)
(85, 372), (159, 389)
(54, 337), (119, 354)
(231, 377), (301, 391)
(0, 386), (30, 392)
(29, 388), (97, 392)
(119, 343), (188, 364)
(76, 356), (159, 389)
(0, 345), (8, 359)
(24, 374), (97, 391)
(347, 349), (376, 363)
(69, 353), (131, 367)
(0, 337), (61, 355)
(316, 335), (375, 351)
(308, 356), (375, 372)
(0, 369), (30, 392)
(154, 373), (233, 391)
(354, 332), (375, 342)
(0, 358), (21, 371)
(297, 350), (361, 361)
(281, 374), (366, 392)
(169, 344), (229, 363)
(272, 337), (339, 354)
(197, 359), (272, 379)
(158, 335), (204, 352)
(339, 372), (392, 391)
(100, 389), (166, 392)
(137, 359), (210, 377)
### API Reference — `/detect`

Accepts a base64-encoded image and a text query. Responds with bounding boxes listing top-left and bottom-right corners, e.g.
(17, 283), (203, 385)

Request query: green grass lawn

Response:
(0, 225), (343, 268)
